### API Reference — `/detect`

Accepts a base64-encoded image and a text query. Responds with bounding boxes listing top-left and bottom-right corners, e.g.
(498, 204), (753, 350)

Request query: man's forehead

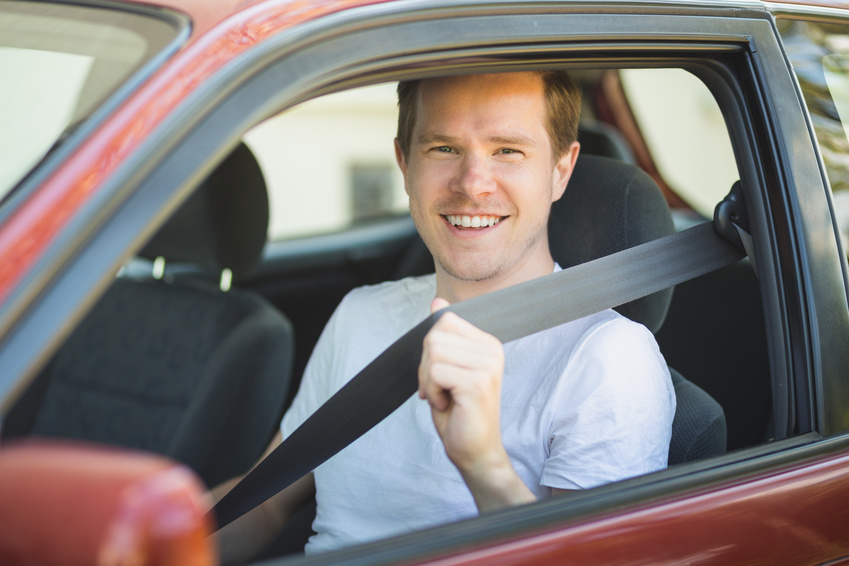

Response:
(411, 72), (548, 138)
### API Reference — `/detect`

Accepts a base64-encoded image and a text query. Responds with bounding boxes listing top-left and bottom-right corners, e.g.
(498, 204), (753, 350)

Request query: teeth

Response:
(446, 215), (502, 228)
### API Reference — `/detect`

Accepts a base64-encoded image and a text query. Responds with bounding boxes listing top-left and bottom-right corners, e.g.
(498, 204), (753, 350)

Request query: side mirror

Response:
(0, 440), (216, 566)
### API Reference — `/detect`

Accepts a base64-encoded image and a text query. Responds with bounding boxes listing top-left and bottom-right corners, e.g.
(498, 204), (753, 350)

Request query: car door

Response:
(3, 1), (849, 564)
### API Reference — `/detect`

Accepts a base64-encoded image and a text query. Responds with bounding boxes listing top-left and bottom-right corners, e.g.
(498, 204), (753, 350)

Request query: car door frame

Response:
(2, 0), (849, 563)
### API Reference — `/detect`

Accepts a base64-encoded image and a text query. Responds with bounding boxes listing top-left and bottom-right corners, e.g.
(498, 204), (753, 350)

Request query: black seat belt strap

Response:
(211, 220), (747, 530)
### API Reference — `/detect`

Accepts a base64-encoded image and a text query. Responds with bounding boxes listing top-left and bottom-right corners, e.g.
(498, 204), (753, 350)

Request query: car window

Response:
(777, 17), (849, 253)
(244, 84), (408, 241)
(228, 65), (771, 558)
(238, 67), (771, 454)
(0, 0), (179, 200)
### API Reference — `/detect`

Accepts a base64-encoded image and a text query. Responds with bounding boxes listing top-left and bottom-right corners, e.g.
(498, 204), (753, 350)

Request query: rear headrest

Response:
(140, 143), (269, 280)
(549, 154), (675, 333)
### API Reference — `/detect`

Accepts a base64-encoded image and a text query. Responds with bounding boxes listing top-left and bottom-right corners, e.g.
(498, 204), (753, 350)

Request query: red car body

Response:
(2, 0), (849, 564)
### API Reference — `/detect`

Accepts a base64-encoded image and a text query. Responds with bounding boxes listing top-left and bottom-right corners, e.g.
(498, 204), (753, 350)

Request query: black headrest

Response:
(140, 143), (269, 280)
(577, 122), (636, 164)
(549, 154), (675, 333)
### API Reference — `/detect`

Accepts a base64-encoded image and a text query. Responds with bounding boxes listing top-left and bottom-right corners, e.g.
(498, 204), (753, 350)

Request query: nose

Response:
(452, 154), (496, 198)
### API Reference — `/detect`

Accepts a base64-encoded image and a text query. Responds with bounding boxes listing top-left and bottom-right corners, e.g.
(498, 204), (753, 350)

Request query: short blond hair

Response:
(396, 71), (581, 160)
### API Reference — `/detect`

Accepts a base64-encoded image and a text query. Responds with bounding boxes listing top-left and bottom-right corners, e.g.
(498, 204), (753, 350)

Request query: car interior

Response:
(1, 142), (295, 489)
(0, 65), (771, 558)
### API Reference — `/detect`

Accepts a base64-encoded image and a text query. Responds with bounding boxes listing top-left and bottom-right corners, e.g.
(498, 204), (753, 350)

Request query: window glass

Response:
(0, 1), (179, 198)
(619, 68), (738, 218)
(244, 84), (408, 241)
(777, 18), (849, 251)
(0, 46), (93, 192)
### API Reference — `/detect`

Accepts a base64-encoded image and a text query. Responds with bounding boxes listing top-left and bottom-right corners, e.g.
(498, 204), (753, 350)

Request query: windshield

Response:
(0, 1), (180, 199)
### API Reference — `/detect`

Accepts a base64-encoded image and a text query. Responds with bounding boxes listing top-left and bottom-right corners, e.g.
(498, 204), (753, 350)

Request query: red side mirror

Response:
(0, 441), (216, 566)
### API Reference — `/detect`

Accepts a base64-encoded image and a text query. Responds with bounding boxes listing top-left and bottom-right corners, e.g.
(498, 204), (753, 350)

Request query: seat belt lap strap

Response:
(210, 220), (749, 530)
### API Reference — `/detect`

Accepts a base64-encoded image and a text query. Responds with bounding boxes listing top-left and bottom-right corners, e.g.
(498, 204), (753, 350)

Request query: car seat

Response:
(1, 143), (294, 487)
(549, 153), (727, 465)
(577, 122), (636, 165)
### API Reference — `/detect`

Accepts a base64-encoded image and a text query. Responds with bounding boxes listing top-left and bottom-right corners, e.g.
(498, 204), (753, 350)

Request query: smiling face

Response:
(395, 72), (580, 300)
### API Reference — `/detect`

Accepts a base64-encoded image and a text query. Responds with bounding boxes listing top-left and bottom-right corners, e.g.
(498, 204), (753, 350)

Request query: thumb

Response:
(431, 297), (450, 314)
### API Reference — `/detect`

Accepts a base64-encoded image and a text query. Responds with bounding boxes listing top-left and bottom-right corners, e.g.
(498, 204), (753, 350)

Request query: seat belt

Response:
(210, 194), (750, 530)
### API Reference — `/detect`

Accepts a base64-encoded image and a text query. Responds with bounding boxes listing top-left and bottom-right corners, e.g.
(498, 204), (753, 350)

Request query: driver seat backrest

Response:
(549, 154), (727, 465)
(2, 143), (294, 487)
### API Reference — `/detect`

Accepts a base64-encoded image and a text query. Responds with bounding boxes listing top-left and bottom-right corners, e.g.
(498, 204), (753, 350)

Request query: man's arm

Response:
(418, 298), (536, 512)
(212, 432), (316, 565)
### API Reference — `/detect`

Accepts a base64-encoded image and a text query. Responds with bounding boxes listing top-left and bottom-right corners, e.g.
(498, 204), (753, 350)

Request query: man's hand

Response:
(418, 298), (536, 511)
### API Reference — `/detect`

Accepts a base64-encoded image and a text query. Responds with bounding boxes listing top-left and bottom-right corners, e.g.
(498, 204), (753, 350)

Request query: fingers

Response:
(427, 314), (501, 367)
(420, 358), (495, 411)
(417, 306), (507, 473)
(431, 297), (450, 313)
(417, 310), (504, 410)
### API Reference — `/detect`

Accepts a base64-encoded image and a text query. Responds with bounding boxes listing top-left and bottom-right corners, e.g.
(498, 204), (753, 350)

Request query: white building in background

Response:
(245, 83), (407, 241)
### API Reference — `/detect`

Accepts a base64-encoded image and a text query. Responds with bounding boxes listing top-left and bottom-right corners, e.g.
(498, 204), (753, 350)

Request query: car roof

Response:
(768, 0), (849, 8)
(112, 0), (849, 40)
(118, 0), (392, 39)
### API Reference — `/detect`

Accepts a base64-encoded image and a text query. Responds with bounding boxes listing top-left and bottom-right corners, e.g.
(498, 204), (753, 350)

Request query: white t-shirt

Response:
(281, 273), (675, 554)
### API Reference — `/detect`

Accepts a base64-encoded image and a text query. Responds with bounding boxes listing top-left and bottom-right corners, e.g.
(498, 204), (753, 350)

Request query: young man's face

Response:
(396, 73), (579, 286)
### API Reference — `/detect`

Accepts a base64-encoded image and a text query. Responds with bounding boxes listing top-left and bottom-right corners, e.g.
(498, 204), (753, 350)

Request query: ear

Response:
(551, 141), (581, 203)
(394, 138), (411, 195)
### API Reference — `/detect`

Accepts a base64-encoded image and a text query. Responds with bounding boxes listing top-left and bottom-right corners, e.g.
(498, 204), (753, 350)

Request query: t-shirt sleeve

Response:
(541, 318), (676, 490)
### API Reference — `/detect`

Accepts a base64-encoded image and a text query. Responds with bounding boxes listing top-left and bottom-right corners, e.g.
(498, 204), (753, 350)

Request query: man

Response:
(215, 71), (675, 563)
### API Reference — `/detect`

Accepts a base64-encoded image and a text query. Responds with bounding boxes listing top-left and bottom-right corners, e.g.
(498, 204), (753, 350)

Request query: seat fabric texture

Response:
(548, 154), (727, 465)
(668, 369), (727, 464)
(549, 154), (675, 333)
(2, 143), (293, 487)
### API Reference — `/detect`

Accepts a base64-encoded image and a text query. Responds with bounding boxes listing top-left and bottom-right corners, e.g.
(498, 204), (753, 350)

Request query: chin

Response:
(437, 256), (505, 283)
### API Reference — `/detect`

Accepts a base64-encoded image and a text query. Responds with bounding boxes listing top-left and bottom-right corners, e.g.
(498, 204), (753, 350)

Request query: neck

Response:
(434, 253), (556, 304)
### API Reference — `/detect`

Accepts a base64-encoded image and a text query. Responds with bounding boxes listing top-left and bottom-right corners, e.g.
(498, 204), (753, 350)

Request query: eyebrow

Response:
(416, 132), (538, 147)
(489, 134), (537, 147)
(416, 132), (458, 146)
